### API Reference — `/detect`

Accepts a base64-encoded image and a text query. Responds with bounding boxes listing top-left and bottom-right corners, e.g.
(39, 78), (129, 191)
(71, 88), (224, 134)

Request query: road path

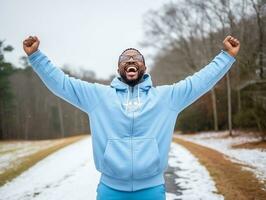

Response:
(0, 137), (222, 200)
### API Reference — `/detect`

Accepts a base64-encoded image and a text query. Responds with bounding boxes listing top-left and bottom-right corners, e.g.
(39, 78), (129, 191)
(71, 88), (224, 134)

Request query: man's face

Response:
(117, 49), (146, 86)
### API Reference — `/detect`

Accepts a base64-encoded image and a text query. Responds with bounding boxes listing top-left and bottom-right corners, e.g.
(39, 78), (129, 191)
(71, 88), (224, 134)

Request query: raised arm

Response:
(170, 35), (240, 112)
(23, 36), (99, 113)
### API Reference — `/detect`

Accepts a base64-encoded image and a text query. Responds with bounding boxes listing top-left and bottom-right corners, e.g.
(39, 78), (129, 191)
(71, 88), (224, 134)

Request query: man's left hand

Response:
(223, 35), (240, 57)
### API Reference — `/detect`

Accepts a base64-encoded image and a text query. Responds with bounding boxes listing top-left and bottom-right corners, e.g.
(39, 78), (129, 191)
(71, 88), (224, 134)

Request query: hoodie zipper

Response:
(130, 86), (135, 191)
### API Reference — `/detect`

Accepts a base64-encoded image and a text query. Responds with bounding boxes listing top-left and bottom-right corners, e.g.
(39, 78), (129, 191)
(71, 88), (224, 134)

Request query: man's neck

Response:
(121, 76), (145, 87)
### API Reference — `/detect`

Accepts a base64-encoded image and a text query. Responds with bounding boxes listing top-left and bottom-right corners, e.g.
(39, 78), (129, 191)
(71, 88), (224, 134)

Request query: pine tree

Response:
(0, 40), (15, 139)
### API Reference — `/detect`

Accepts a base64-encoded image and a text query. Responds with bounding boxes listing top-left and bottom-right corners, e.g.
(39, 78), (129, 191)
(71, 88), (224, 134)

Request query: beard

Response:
(119, 67), (145, 86)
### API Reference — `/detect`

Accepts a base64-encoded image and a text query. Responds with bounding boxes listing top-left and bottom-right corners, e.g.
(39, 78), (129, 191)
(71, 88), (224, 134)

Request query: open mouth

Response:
(126, 66), (138, 73)
(125, 66), (139, 77)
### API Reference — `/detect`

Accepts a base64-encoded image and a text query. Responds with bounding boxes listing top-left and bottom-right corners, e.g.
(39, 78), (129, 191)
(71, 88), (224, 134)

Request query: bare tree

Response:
(250, 0), (266, 78)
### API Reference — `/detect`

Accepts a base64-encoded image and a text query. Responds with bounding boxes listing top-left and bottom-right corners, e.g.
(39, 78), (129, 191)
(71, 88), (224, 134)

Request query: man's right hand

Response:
(23, 36), (40, 56)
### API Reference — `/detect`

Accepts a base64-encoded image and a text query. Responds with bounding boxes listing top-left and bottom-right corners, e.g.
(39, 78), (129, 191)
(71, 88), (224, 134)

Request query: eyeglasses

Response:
(119, 54), (144, 63)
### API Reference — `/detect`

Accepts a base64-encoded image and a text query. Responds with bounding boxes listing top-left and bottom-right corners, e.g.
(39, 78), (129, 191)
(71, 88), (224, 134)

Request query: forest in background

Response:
(0, 0), (265, 140)
(0, 46), (111, 140)
(143, 0), (266, 138)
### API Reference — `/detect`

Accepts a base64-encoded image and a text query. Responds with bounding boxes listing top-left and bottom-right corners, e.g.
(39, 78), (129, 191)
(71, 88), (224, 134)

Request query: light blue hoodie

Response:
(28, 49), (235, 191)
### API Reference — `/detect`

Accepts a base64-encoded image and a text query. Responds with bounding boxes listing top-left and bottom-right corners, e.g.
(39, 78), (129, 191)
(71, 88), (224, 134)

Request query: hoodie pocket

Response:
(101, 138), (132, 180)
(101, 138), (161, 181)
(132, 138), (161, 179)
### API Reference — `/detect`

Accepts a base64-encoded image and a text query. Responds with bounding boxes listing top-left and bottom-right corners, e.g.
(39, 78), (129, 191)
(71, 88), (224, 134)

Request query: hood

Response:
(110, 73), (153, 112)
(110, 73), (153, 91)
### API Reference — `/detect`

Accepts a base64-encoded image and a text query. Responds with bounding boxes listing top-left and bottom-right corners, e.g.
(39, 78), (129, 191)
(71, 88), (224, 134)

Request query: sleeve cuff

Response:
(28, 49), (42, 62)
(221, 50), (236, 63)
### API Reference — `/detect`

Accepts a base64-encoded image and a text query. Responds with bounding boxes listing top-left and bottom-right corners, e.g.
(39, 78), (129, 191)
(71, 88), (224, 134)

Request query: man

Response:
(23, 35), (240, 200)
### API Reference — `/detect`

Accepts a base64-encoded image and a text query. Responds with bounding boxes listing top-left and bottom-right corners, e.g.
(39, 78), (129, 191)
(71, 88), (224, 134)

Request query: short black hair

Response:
(118, 48), (145, 65)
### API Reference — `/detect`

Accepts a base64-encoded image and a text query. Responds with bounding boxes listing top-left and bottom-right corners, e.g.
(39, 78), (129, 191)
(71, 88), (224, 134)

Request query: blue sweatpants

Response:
(96, 182), (166, 200)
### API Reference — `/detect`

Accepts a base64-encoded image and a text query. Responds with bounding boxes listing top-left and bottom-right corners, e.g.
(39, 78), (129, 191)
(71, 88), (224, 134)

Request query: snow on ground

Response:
(0, 136), (223, 200)
(174, 131), (266, 188)
(0, 137), (100, 200)
(0, 139), (66, 174)
(167, 143), (223, 200)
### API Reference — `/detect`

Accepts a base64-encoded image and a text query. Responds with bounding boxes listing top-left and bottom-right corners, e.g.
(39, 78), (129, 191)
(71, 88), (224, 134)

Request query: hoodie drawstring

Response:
(137, 84), (140, 107)
(126, 86), (130, 112)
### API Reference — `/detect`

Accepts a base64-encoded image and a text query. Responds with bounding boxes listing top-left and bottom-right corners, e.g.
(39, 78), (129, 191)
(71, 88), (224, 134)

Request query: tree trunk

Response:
(236, 64), (242, 112)
(226, 73), (233, 136)
(211, 88), (219, 131)
(0, 101), (4, 140)
(74, 109), (79, 134)
(57, 98), (65, 138)
(24, 111), (29, 140)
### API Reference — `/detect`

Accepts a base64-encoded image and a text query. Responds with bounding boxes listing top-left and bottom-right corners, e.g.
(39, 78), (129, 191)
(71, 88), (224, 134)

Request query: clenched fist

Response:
(23, 36), (40, 56)
(223, 35), (240, 57)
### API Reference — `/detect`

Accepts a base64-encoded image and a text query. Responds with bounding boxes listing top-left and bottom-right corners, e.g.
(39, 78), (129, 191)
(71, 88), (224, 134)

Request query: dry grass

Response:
(232, 141), (266, 150)
(173, 137), (266, 200)
(0, 135), (87, 187)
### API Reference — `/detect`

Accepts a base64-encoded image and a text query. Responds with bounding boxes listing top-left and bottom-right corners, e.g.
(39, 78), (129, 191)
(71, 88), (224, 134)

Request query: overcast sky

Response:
(0, 0), (169, 79)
